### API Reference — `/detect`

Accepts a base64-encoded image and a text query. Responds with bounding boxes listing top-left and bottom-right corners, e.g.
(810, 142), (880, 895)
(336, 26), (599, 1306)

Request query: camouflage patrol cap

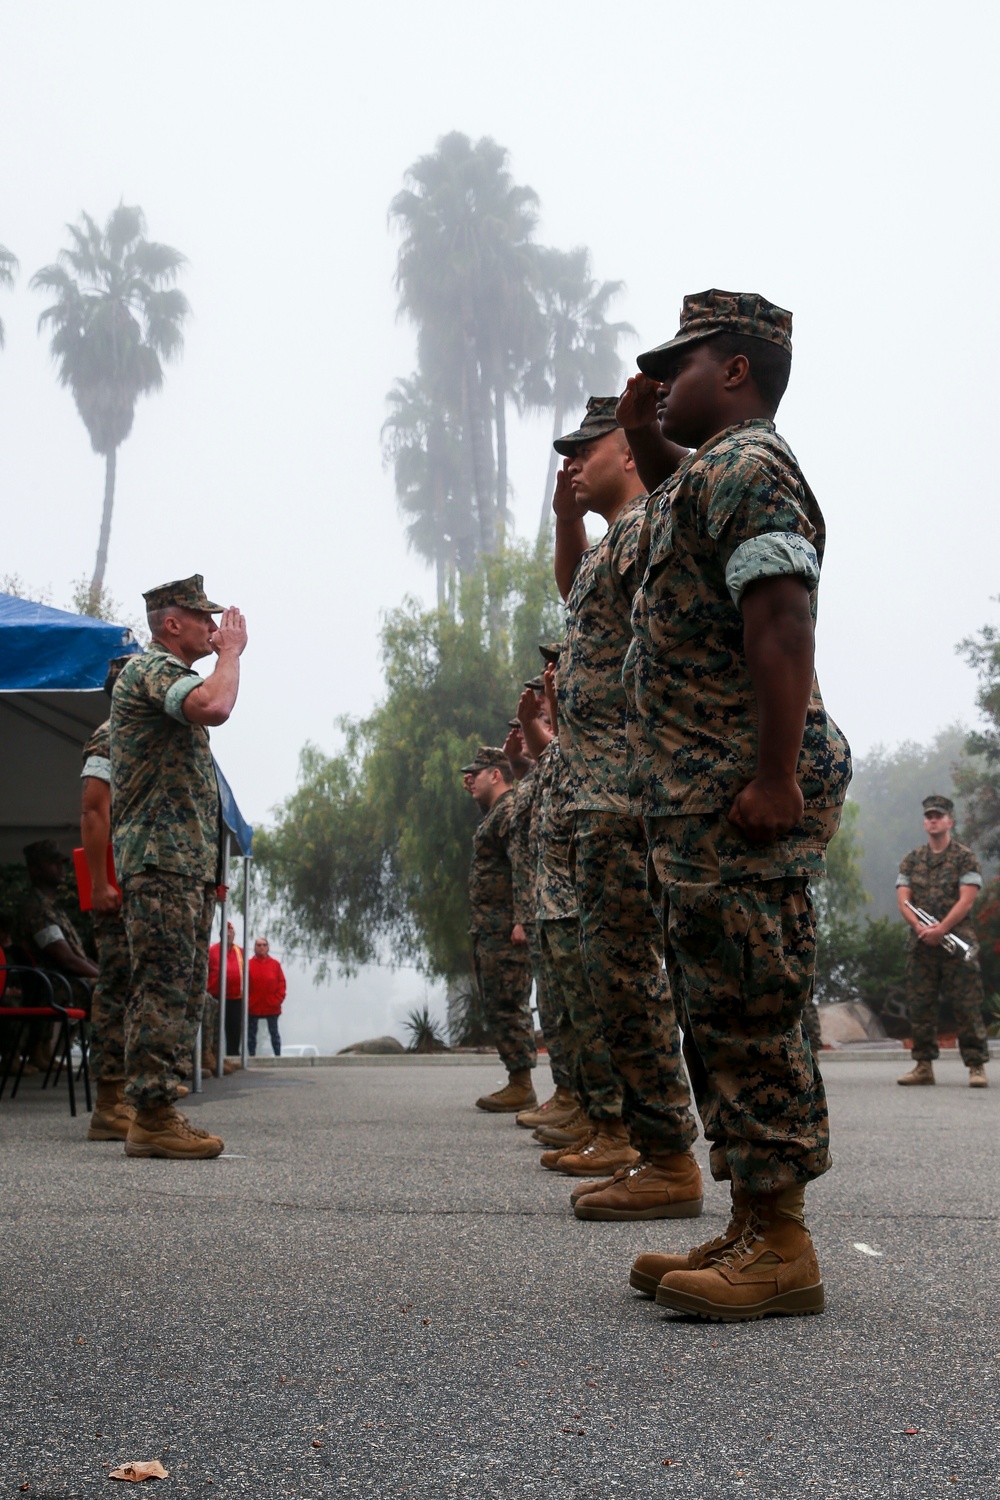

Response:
(538, 641), (562, 664)
(523, 674), (545, 691)
(460, 746), (509, 774)
(23, 839), (68, 866)
(553, 397), (621, 456)
(637, 289), (793, 379)
(508, 719), (522, 730)
(923, 794), (954, 816)
(142, 574), (223, 614)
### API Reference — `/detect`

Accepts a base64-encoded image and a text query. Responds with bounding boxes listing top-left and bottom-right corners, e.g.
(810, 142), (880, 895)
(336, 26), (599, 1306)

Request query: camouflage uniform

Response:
(897, 840), (988, 1066)
(555, 427), (696, 1160)
(508, 759), (572, 1091)
(630, 400), (852, 1194)
(80, 720), (130, 1082)
(533, 741), (621, 1119)
(467, 775), (535, 1075)
(112, 639), (220, 1110)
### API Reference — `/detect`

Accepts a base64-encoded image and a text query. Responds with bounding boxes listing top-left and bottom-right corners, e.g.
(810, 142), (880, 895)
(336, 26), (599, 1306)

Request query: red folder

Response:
(73, 844), (121, 911)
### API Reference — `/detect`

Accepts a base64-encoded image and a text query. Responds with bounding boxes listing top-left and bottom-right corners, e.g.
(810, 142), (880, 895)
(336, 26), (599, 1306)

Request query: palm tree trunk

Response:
(495, 378), (508, 536)
(538, 404), (563, 541)
(463, 344), (494, 556)
(90, 446), (117, 613)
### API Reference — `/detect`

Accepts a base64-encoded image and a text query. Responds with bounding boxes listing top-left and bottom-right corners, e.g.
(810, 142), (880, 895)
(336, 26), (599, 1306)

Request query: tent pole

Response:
(241, 855), (251, 1069)
(217, 832), (230, 1076)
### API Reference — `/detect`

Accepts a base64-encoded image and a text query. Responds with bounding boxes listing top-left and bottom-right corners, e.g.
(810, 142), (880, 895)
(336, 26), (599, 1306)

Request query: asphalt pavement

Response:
(1, 1054), (997, 1499)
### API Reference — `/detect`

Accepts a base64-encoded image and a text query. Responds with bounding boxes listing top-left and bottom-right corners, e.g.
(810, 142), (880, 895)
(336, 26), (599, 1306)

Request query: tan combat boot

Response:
(574, 1151), (703, 1220)
(475, 1071), (537, 1113)
(655, 1186), (824, 1321)
(554, 1119), (640, 1178)
(202, 1050), (219, 1075)
(569, 1171), (621, 1205)
(533, 1104), (591, 1147)
(516, 1087), (578, 1131)
(897, 1060), (935, 1086)
(629, 1188), (751, 1294)
(969, 1065), (988, 1088)
(125, 1104), (224, 1160)
(87, 1080), (136, 1142)
(540, 1129), (596, 1171)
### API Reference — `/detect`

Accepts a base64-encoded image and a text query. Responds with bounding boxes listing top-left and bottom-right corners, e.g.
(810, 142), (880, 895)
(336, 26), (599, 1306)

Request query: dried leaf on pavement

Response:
(108, 1459), (169, 1481)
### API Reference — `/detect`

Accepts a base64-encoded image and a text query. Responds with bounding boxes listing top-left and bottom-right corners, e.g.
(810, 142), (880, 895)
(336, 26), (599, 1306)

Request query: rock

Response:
(337, 1036), (406, 1055)
(819, 1001), (888, 1046)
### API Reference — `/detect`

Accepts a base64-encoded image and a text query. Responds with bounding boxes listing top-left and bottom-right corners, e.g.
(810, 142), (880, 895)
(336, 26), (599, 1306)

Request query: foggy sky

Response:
(2, 0), (998, 830)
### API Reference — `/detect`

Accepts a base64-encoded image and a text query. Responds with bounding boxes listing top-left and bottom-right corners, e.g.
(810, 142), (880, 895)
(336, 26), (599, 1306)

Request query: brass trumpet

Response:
(904, 901), (976, 962)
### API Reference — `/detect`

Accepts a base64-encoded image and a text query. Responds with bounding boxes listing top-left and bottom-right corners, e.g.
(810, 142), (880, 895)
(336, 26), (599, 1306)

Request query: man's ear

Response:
(722, 354), (752, 391)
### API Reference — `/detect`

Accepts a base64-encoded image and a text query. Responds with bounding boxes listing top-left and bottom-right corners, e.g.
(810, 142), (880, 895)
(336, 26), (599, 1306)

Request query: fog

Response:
(2, 2), (996, 1045)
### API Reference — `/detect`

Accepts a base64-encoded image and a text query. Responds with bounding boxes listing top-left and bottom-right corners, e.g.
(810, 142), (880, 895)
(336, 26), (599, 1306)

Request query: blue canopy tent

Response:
(0, 592), (255, 1079)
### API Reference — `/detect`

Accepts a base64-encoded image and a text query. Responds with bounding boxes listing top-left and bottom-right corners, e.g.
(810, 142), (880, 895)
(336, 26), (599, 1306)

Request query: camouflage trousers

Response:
(647, 812), (833, 1195)
(122, 871), (216, 1109)
(537, 917), (622, 1120)
(905, 942), (988, 1066)
(571, 812), (696, 1158)
(89, 906), (131, 1082)
(471, 932), (536, 1074)
(801, 989), (822, 1057)
(525, 923), (573, 1092)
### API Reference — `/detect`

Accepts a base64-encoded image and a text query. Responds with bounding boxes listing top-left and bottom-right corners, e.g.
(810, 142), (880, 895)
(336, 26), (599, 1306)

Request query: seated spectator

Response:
(16, 841), (98, 1069)
(248, 937), (286, 1057)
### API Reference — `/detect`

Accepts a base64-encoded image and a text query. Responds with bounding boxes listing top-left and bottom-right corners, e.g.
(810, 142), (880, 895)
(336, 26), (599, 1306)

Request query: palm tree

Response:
(390, 133), (542, 556)
(382, 374), (475, 607)
(0, 244), (18, 348)
(31, 204), (189, 611)
(523, 246), (635, 539)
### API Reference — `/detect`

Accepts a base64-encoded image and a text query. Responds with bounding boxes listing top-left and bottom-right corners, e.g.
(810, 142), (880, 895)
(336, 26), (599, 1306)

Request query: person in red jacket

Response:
(248, 937), (286, 1056)
(207, 921), (245, 1059)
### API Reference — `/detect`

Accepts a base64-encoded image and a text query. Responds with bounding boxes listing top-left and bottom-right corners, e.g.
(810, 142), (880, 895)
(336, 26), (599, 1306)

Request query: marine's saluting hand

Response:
(209, 607), (248, 656)
(615, 374), (660, 431)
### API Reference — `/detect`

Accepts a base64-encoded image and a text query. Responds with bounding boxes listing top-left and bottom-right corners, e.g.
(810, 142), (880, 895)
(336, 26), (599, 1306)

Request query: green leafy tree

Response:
(31, 205), (189, 611)
(0, 244), (18, 347)
(255, 543), (562, 985)
(389, 132), (542, 555)
(522, 245), (635, 537)
(955, 607), (1000, 858)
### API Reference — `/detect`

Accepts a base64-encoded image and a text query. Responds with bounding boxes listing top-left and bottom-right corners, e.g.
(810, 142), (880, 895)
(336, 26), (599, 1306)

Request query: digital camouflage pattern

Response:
(142, 573), (222, 614)
(121, 871), (216, 1108)
(903, 946), (988, 1066)
(90, 908), (130, 1080)
(647, 811), (834, 1193)
(80, 719), (128, 1081)
(637, 288), (793, 377)
(801, 989), (822, 1057)
(627, 419), (852, 822)
(16, 884), (87, 964)
(111, 648), (220, 882)
(898, 838), (987, 1065)
(532, 743), (576, 921)
(467, 788), (518, 936)
(507, 762), (572, 1089)
(552, 395), (621, 455)
(557, 495), (647, 815)
(526, 924), (572, 1091)
(537, 916), (622, 1121)
(897, 840), (983, 944)
(572, 810), (696, 1158)
(468, 786), (535, 1071)
(471, 933), (535, 1074)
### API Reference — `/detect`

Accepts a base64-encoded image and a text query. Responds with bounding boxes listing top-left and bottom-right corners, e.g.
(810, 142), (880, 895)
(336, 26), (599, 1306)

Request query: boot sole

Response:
(475, 1099), (537, 1113)
(87, 1123), (130, 1141)
(124, 1140), (224, 1160)
(556, 1157), (640, 1178)
(574, 1196), (704, 1222)
(654, 1282), (825, 1320)
(629, 1270), (663, 1296)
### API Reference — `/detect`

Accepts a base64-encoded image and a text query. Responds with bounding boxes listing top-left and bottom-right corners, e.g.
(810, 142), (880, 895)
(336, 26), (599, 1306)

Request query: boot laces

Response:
(711, 1206), (767, 1267)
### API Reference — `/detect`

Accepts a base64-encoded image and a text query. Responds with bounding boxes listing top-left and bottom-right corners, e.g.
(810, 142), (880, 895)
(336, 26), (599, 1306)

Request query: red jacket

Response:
(207, 942), (244, 1001)
(249, 955), (286, 1017)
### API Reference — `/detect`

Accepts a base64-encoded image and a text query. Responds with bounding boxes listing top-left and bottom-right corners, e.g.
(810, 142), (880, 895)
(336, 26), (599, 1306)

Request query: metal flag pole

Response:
(216, 830), (230, 1077)
(240, 855), (251, 1069)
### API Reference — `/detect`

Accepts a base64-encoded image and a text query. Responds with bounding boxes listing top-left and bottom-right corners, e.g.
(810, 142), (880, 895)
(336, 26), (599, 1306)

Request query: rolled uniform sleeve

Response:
(164, 676), (202, 722)
(81, 754), (111, 783)
(708, 448), (821, 615)
(725, 532), (820, 608)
